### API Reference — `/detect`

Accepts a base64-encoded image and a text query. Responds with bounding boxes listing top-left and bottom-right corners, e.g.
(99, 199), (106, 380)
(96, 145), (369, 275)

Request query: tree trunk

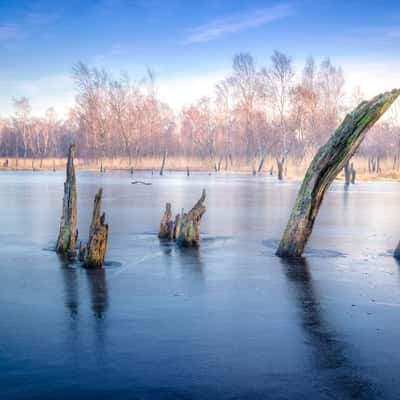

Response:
(56, 144), (78, 257)
(158, 202), (173, 239)
(276, 90), (400, 258)
(258, 156), (265, 173)
(84, 188), (108, 268)
(217, 156), (223, 172)
(177, 189), (206, 247)
(173, 210), (183, 241)
(252, 159), (257, 176)
(351, 162), (356, 184)
(344, 160), (351, 185)
(159, 150), (167, 176)
(277, 158), (284, 180)
(377, 157), (382, 173)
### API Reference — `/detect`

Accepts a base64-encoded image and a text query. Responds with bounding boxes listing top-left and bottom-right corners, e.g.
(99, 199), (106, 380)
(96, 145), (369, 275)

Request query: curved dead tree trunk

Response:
(158, 202), (173, 239)
(82, 188), (109, 268)
(56, 144), (78, 257)
(277, 90), (400, 258)
(177, 189), (206, 247)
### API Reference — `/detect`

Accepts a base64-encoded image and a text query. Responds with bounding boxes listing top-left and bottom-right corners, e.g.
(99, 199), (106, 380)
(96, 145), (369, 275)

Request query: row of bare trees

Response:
(0, 51), (399, 174)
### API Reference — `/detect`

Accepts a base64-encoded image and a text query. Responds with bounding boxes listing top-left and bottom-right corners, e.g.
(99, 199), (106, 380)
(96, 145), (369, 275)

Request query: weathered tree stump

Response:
(56, 144), (78, 257)
(173, 210), (183, 240)
(276, 90), (400, 258)
(84, 188), (108, 268)
(158, 202), (173, 239)
(158, 191), (206, 246)
(177, 189), (206, 247)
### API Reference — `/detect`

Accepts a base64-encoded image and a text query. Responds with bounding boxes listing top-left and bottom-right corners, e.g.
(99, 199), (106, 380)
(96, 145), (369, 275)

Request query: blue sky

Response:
(0, 0), (400, 115)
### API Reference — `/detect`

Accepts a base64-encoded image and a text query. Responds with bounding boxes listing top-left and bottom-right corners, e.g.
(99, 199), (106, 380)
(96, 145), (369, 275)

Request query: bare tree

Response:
(262, 50), (294, 179)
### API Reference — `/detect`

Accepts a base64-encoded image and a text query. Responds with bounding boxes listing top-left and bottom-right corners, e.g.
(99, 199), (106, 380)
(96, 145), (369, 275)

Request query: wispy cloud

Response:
(0, 24), (24, 40)
(184, 3), (293, 44)
(0, 5), (60, 45)
(329, 25), (400, 47)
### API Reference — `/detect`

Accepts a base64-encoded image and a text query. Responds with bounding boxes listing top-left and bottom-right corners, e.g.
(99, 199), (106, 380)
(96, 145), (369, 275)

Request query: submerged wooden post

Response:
(56, 144), (78, 257)
(158, 202), (173, 239)
(351, 162), (356, 184)
(177, 189), (206, 247)
(160, 150), (167, 176)
(276, 90), (400, 258)
(84, 188), (108, 268)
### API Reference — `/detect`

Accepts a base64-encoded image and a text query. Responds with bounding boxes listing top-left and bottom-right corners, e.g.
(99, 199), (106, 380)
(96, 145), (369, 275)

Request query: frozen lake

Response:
(1, 171), (400, 399)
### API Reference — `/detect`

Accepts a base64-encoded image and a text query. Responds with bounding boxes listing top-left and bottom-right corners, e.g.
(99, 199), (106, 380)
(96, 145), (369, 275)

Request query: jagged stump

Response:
(158, 202), (173, 239)
(276, 89), (400, 258)
(158, 190), (206, 247)
(173, 210), (183, 241)
(56, 144), (78, 257)
(177, 189), (206, 247)
(83, 188), (109, 268)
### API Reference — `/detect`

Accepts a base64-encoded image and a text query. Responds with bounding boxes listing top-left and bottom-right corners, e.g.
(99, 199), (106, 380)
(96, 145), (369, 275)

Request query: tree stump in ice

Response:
(84, 188), (108, 268)
(173, 210), (183, 241)
(158, 202), (173, 239)
(177, 189), (206, 247)
(276, 89), (400, 258)
(56, 144), (78, 257)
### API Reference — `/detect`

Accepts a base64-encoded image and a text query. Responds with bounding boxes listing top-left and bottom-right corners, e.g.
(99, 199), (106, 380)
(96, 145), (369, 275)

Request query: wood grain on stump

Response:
(56, 144), (78, 258)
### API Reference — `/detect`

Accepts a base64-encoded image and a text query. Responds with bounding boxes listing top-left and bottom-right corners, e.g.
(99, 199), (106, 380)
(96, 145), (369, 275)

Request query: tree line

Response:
(1, 51), (399, 174)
